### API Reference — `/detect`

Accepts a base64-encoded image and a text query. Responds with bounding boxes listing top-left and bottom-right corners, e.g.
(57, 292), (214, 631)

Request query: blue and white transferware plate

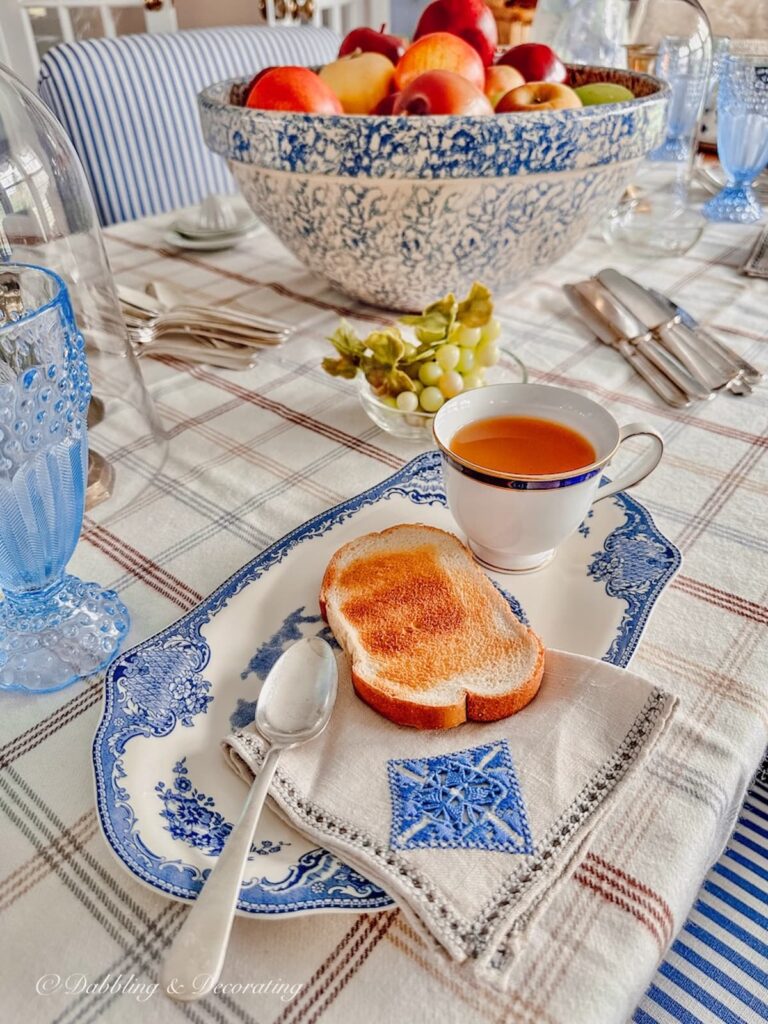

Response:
(92, 452), (680, 918)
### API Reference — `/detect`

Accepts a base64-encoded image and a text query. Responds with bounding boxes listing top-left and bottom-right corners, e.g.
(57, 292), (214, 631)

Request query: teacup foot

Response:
(468, 542), (556, 575)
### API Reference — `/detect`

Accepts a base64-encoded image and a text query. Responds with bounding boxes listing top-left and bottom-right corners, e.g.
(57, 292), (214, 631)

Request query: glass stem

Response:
(3, 573), (68, 613)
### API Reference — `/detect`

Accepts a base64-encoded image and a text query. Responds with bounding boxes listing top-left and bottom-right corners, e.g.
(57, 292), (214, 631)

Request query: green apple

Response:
(574, 82), (635, 106)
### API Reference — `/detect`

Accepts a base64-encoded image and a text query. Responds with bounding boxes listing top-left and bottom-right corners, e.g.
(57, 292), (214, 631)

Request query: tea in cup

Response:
(432, 383), (664, 572)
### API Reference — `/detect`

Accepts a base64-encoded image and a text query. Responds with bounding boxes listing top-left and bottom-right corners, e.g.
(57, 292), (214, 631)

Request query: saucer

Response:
(162, 227), (259, 252)
(171, 195), (259, 240)
(92, 452), (680, 918)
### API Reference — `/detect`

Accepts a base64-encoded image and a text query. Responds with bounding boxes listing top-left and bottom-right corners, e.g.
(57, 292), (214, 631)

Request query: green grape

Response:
(379, 395), (397, 408)
(419, 386), (444, 413)
(438, 371), (464, 398)
(476, 342), (500, 367)
(454, 324), (482, 348)
(462, 370), (485, 390)
(396, 390), (419, 413)
(412, 379), (424, 393)
(418, 360), (442, 386)
(457, 348), (475, 373)
(480, 317), (501, 343)
(436, 344), (460, 371)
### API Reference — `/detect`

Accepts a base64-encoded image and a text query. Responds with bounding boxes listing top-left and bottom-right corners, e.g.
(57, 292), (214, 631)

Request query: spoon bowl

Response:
(256, 635), (338, 747)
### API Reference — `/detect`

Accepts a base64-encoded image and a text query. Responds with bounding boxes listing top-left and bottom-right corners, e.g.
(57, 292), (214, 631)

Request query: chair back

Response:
(0, 0), (178, 88)
(37, 24), (340, 225)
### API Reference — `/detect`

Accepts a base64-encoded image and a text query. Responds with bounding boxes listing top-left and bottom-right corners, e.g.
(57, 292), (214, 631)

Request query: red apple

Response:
(338, 23), (406, 65)
(484, 65), (525, 108)
(319, 52), (395, 114)
(373, 91), (401, 115)
(394, 32), (486, 93)
(496, 43), (567, 84)
(393, 70), (494, 116)
(496, 81), (582, 112)
(246, 67), (343, 114)
(415, 0), (498, 67)
(231, 67), (275, 106)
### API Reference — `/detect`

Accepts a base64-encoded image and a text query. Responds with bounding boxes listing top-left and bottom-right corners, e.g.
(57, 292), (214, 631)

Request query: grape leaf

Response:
(366, 328), (406, 368)
(400, 294), (458, 343)
(364, 365), (389, 395)
(327, 321), (365, 359)
(386, 368), (416, 395)
(322, 355), (358, 379)
(457, 282), (493, 327)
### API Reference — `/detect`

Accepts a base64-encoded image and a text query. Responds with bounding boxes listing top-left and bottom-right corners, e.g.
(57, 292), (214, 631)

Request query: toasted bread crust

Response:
(320, 524), (545, 730)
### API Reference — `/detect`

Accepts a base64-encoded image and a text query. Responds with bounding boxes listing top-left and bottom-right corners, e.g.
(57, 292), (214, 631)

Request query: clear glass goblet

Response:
(703, 54), (768, 223)
(601, 0), (712, 257)
(0, 264), (130, 693)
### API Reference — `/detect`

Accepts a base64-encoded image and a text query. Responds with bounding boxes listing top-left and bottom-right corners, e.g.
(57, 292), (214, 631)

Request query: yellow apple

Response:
(319, 51), (395, 115)
(485, 65), (525, 108)
(496, 81), (582, 112)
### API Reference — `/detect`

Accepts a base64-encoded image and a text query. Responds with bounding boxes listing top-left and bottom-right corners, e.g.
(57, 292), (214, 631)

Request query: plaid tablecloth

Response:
(1, 209), (766, 1024)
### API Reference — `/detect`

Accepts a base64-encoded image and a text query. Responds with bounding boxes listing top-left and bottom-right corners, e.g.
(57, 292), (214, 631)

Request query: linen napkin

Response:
(223, 649), (676, 988)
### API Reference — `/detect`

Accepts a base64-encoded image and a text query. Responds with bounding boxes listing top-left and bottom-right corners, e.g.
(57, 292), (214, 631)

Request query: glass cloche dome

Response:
(610, 0), (713, 254)
(532, 0), (713, 256)
(0, 63), (166, 515)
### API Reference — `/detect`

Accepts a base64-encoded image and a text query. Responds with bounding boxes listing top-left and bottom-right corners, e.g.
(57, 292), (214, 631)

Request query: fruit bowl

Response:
(358, 348), (527, 441)
(199, 65), (668, 311)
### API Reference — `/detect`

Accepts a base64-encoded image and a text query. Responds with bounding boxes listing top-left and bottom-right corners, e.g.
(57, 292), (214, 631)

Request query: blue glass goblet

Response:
(703, 54), (768, 223)
(0, 264), (129, 693)
(650, 36), (711, 162)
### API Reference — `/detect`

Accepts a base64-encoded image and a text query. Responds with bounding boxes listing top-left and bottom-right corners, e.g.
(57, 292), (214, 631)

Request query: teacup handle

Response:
(593, 422), (664, 503)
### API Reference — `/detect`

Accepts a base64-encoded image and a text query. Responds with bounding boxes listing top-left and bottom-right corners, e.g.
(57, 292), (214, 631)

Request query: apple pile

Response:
(238, 0), (636, 117)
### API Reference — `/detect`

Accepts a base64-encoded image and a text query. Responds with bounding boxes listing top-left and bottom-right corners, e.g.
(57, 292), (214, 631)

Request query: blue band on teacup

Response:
(441, 452), (602, 490)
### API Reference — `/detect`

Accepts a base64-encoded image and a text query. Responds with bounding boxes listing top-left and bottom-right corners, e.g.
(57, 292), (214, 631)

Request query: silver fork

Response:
(126, 322), (258, 370)
(118, 284), (291, 342)
(123, 308), (285, 346)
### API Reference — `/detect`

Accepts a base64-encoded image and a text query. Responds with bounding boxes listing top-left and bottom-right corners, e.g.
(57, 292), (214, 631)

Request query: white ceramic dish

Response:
(92, 452), (680, 918)
(162, 227), (259, 252)
(171, 193), (259, 239)
(172, 213), (258, 241)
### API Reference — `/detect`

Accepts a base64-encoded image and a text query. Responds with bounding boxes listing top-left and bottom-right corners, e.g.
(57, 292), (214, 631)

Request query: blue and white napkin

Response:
(223, 649), (676, 988)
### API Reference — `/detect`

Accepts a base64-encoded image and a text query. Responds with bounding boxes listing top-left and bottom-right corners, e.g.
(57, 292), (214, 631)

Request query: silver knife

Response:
(574, 279), (713, 401)
(647, 287), (763, 385)
(596, 268), (738, 392)
(565, 283), (690, 408)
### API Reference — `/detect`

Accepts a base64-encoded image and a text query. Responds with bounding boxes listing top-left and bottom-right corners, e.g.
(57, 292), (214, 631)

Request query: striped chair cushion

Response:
(37, 25), (340, 226)
(636, 752), (768, 1024)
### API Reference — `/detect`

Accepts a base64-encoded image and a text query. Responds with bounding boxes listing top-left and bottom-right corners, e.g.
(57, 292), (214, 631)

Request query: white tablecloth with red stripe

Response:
(1, 210), (766, 1024)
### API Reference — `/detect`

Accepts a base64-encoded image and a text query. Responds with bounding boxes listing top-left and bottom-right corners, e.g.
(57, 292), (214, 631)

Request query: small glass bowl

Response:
(357, 350), (528, 442)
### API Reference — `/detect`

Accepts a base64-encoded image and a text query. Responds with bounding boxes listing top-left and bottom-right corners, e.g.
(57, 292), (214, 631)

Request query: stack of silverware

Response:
(118, 282), (293, 371)
(565, 269), (762, 407)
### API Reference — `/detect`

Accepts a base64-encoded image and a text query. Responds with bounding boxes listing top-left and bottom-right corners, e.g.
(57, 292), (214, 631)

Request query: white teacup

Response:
(432, 383), (664, 573)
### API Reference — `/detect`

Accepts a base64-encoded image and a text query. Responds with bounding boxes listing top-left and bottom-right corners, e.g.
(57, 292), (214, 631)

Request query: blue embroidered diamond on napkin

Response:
(387, 741), (534, 854)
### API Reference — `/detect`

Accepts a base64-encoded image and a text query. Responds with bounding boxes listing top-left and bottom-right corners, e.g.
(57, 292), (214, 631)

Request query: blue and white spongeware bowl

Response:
(358, 347), (527, 442)
(199, 67), (668, 311)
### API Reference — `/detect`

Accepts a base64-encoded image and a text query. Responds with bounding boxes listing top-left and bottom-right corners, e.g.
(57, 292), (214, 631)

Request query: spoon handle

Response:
(162, 745), (282, 1001)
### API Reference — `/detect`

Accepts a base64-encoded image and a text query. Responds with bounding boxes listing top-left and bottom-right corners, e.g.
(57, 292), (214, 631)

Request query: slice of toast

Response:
(319, 524), (545, 729)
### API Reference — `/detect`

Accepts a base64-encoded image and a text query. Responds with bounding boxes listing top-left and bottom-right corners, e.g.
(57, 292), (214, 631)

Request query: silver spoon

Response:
(162, 636), (338, 1002)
